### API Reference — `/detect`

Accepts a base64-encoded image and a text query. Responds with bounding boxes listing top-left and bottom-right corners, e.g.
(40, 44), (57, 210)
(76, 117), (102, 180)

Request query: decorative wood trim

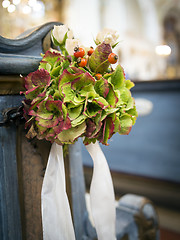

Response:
(0, 75), (24, 95)
(133, 79), (180, 92)
(0, 22), (62, 54)
(84, 166), (180, 211)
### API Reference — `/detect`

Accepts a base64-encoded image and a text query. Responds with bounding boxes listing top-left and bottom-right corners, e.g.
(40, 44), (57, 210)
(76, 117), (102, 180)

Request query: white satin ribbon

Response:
(86, 142), (117, 240)
(41, 143), (75, 240)
(41, 142), (116, 240)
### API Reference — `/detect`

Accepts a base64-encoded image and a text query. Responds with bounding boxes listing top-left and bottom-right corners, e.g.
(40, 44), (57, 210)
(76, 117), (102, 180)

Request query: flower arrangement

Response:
(22, 25), (138, 146)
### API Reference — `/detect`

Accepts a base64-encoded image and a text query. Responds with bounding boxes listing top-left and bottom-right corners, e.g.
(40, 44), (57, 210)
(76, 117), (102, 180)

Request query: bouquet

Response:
(21, 25), (138, 240)
(22, 25), (137, 146)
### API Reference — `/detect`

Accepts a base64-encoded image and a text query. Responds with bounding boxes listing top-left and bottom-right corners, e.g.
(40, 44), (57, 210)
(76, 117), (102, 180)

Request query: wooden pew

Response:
(0, 22), (160, 240)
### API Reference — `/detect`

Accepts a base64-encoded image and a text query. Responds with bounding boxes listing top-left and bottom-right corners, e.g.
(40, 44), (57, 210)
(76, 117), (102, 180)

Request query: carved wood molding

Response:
(0, 22), (62, 76)
(0, 75), (24, 95)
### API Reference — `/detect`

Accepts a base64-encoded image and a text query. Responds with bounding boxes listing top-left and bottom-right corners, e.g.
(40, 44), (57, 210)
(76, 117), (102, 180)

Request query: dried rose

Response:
(96, 28), (119, 47)
(52, 25), (73, 45)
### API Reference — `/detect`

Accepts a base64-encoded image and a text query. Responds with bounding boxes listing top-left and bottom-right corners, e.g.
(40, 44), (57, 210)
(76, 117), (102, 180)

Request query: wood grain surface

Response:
(17, 127), (51, 240)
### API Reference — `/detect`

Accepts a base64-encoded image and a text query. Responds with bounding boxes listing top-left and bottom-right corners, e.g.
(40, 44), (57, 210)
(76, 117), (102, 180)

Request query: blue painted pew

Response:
(0, 22), (159, 240)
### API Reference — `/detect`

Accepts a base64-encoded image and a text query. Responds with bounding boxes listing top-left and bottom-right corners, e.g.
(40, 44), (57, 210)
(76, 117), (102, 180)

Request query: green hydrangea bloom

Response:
(22, 32), (138, 146)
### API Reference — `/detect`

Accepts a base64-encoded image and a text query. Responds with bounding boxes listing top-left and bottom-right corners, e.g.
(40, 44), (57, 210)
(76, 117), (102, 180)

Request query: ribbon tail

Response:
(86, 142), (117, 240)
(41, 143), (75, 240)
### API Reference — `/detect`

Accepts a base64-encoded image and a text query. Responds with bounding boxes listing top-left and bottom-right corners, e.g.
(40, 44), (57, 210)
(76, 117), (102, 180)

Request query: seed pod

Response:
(89, 42), (112, 73)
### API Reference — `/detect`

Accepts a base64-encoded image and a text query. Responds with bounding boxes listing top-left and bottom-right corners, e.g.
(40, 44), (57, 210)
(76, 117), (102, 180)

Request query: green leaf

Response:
(62, 82), (86, 105)
(94, 78), (109, 98)
(51, 34), (61, 46)
(125, 79), (135, 89)
(71, 72), (95, 91)
(58, 69), (83, 94)
(85, 113), (102, 139)
(62, 103), (68, 119)
(46, 63), (52, 72)
(119, 87), (131, 103)
(71, 114), (86, 127)
(51, 65), (61, 77)
(105, 84), (118, 107)
(25, 87), (43, 100)
(88, 42), (112, 73)
(36, 112), (53, 120)
(56, 122), (86, 144)
(126, 106), (138, 125)
(61, 59), (70, 70)
(36, 116), (58, 128)
(53, 89), (61, 100)
(83, 137), (96, 145)
(80, 84), (96, 98)
(125, 97), (134, 110)
(126, 106), (138, 118)
(101, 107), (119, 120)
(119, 114), (133, 135)
(110, 65), (124, 89)
(73, 95), (86, 104)
(62, 83), (75, 103)
(94, 96), (109, 108)
(39, 50), (63, 70)
(60, 70), (96, 105)
(52, 31), (69, 56)
(84, 100), (102, 118)
(114, 115), (121, 133)
(112, 41), (120, 48)
(68, 105), (83, 120)
(100, 117), (114, 145)
(36, 122), (47, 135)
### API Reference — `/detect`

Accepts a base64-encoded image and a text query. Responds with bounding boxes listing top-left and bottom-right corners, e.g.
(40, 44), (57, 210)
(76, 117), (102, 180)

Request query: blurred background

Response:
(0, 0), (180, 81)
(1, 0), (180, 239)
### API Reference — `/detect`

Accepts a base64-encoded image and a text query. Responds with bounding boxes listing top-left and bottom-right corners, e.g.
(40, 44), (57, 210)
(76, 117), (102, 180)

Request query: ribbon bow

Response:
(41, 142), (116, 240)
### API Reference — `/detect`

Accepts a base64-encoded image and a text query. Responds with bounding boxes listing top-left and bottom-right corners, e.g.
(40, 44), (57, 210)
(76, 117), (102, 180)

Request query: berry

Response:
(108, 53), (118, 64)
(77, 58), (87, 67)
(88, 47), (94, 56)
(74, 47), (85, 58)
(95, 73), (102, 80)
